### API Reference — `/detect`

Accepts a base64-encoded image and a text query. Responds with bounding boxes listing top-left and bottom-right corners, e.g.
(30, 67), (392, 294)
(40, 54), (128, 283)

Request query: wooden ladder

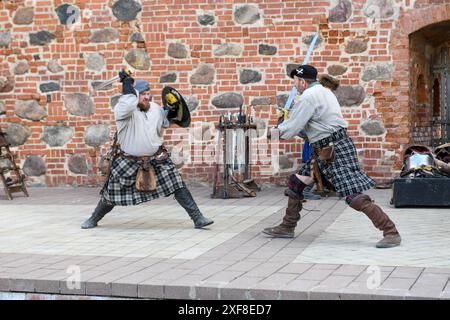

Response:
(0, 128), (29, 200)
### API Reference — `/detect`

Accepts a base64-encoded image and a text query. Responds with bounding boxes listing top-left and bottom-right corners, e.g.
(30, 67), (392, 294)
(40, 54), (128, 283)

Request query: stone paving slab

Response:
(1, 187), (450, 300)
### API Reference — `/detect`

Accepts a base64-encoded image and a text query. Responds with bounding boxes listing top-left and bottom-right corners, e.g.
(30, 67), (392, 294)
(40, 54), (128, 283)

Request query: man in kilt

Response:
(81, 71), (214, 229)
(262, 65), (401, 248)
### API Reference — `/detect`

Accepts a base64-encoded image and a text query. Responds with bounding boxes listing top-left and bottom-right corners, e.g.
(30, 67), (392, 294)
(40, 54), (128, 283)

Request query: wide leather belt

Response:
(119, 145), (167, 162)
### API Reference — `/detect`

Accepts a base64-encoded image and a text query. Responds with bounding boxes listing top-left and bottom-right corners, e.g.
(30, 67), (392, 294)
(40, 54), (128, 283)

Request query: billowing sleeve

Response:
(277, 97), (315, 139)
(114, 91), (139, 121)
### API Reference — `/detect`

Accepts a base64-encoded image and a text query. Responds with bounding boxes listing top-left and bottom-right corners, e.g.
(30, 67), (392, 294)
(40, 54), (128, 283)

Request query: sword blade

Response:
(92, 76), (120, 91)
(284, 32), (320, 111)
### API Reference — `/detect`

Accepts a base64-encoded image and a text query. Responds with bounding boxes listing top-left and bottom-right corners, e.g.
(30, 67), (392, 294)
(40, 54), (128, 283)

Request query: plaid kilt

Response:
(299, 128), (375, 197)
(100, 155), (185, 206)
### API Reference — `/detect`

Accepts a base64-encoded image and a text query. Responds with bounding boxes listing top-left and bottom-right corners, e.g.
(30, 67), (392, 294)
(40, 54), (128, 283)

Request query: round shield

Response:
(161, 86), (191, 128)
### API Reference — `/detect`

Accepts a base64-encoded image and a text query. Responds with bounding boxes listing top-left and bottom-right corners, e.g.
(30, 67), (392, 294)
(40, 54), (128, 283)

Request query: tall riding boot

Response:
(174, 187), (214, 229)
(262, 196), (303, 238)
(349, 194), (401, 248)
(81, 199), (115, 229)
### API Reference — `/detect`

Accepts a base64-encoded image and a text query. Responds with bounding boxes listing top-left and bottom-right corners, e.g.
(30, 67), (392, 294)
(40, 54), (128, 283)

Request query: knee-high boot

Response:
(81, 199), (115, 229)
(349, 194), (401, 248)
(262, 196), (303, 238)
(174, 187), (214, 228)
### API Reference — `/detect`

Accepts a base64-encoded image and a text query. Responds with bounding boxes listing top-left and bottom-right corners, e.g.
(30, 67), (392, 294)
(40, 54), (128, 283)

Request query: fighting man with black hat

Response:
(81, 70), (214, 230)
(263, 65), (401, 248)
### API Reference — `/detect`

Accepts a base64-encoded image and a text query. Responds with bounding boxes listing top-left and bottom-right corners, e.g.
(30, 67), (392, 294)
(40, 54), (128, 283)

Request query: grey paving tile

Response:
(138, 280), (166, 299)
(297, 268), (334, 281)
(152, 268), (193, 281)
(226, 261), (262, 272)
(371, 289), (408, 300)
(260, 273), (298, 286)
(59, 281), (86, 295)
(309, 288), (341, 300)
(111, 283), (137, 298)
(317, 275), (355, 289)
(278, 263), (314, 275)
(9, 279), (35, 293)
(380, 277), (416, 290)
(247, 284), (281, 300)
(390, 267), (424, 279)
(0, 278), (10, 291)
(85, 282), (112, 296)
(405, 287), (443, 300)
(282, 279), (320, 292)
(332, 265), (367, 276)
(164, 275), (205, 299)
(34, 279), (60, 294)
(244, 262), (288, 277)
(279, 289), (309, 300)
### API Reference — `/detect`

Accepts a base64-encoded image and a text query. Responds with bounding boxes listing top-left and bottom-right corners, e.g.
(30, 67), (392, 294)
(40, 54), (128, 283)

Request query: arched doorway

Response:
(410, 20), (450, 146)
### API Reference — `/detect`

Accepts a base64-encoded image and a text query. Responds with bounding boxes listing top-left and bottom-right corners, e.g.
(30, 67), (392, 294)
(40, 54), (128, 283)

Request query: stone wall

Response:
(1, 0), (450, 187)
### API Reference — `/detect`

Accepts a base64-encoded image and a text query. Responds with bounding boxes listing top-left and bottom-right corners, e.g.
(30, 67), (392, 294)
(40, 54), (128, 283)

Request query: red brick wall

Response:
(1, 0), (450, 187)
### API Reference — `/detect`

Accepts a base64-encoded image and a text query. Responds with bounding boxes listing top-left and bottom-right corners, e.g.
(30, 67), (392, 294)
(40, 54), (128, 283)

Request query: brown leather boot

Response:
(349, 194), (401, 248)
(262, 196), (303, 238)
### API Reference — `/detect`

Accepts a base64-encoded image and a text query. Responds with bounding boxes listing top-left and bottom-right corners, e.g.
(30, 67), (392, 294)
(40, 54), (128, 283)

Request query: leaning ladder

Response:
(0, 127), (29, 200)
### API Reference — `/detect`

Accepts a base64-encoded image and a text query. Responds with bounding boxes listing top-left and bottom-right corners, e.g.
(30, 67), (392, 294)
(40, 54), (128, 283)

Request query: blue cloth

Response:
(134, 80), (150, 93)
(302, 141), (312, 163)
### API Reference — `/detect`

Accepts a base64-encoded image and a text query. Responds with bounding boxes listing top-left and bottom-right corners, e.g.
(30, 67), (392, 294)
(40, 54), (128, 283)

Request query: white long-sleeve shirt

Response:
(114, 92), (168, 156)
(278, 83), (348, 143)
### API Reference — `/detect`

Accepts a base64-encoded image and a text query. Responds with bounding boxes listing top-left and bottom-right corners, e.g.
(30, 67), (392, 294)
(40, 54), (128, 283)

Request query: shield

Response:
(161, 86), (191, 128)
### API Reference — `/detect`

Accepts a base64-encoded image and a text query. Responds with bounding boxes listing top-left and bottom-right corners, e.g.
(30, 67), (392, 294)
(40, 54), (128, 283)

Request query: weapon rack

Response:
(211, 123), (260, 199)
(0, 127), (29, 200)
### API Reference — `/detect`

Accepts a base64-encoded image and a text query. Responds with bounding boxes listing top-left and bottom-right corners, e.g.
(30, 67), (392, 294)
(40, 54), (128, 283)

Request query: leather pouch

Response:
(319, 143), (336, 164)
(136, 161), (157, 192)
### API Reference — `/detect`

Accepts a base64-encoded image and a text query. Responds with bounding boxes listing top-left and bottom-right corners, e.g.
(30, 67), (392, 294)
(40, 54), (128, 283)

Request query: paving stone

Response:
(34, 279), (60, 294)
(111, 283), (137, 298)
(85, 282), (112, 296)
(297, 268), (334, 281)
(332, 265), (367, 276)
(138, 281), (165, 299)
(164, 276), (204, 299)
(390, 267), (424, 279)
(59, 281), (86, 295)
(0, 278), (10, 291)
(380, 277), (416, 290)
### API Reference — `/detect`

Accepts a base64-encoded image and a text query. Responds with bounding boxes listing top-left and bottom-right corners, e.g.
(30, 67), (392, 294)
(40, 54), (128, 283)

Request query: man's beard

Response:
(138, 101), (150, 112)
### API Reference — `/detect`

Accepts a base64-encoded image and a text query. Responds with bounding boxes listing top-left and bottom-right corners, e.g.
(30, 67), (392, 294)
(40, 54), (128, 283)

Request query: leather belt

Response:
(119, 146), (167, 162)
(120, 154), (152, 161)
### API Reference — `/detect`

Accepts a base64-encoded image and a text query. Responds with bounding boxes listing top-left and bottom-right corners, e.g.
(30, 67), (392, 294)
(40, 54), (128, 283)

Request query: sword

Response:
(91, 68), (133, 91)
(283, 32), (320, 111)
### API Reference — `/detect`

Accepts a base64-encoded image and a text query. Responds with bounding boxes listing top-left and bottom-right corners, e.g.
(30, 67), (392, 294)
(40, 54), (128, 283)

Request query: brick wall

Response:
(1, 0), (450, 187)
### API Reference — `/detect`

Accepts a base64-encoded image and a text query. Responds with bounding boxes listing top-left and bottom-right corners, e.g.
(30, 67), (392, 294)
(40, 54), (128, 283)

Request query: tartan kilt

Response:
(299, 130), (376, 197)
(100, 155), (185, 206)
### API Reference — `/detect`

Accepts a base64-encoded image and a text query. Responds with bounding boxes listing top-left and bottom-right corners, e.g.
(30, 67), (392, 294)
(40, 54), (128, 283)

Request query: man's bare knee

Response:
(296, 174), (313, 185)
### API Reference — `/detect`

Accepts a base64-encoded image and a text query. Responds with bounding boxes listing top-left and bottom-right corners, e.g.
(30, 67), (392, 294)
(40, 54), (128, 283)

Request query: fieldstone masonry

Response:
(84, 124), (110, 147)
(22, 156), (46, 176)
(41, 125), (74, 147)
(14, 100), (46, 121)
(0, 0), (447, 186)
